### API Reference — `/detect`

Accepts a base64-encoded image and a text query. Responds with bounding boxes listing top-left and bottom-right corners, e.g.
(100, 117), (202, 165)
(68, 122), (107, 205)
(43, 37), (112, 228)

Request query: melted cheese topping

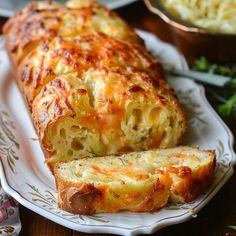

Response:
(17, 33), (159, 104)
(3, 0), (142, 67)
(33, 67), (185, 169)
(4, 0), (186, 171)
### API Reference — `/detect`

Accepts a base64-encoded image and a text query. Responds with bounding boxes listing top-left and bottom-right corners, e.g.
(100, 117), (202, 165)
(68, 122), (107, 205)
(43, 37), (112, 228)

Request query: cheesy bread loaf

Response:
(3, 0), (186, 171)
(55, 147), (216, 214)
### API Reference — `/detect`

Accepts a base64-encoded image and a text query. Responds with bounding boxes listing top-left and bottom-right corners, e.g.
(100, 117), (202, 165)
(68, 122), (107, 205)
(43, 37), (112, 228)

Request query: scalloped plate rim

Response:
(0, 77), (235, 236)
(0, 30), (235, 235)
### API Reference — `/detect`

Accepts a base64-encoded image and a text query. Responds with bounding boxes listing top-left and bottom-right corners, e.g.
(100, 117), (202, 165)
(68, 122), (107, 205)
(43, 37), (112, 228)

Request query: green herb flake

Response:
(193, 57), (236, 116)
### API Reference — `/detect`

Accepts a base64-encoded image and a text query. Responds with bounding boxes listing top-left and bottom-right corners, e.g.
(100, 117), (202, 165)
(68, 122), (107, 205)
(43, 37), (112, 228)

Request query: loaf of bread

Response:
(54, 147), (216, 214)
(3, 0), (186, 171)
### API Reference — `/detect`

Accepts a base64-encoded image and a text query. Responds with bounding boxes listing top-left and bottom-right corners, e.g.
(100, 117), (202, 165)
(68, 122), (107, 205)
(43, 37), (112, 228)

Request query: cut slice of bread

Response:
(54, 146), (216, 215)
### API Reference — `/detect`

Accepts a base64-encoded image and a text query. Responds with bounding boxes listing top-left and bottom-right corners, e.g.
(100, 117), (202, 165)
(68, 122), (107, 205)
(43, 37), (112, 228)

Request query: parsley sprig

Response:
(193, 57), (236, 116)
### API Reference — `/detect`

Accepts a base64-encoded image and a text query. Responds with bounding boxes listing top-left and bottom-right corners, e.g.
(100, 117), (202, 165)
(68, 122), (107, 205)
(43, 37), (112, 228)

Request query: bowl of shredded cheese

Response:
(144, 0), (236, 65)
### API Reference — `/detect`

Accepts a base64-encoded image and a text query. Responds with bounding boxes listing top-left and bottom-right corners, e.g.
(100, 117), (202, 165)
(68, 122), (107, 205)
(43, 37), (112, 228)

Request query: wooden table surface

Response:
(1, 1), (236, 236)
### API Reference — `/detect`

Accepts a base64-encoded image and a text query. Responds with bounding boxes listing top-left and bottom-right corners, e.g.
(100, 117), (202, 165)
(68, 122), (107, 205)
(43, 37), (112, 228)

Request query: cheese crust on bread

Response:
(55, 146), (216, 214)
(3, 0), (186, 171)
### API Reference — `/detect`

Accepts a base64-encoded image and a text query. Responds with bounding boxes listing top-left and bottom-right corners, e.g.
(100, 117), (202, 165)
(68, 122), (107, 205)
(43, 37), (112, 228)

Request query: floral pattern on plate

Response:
(0, 31), (235, 236)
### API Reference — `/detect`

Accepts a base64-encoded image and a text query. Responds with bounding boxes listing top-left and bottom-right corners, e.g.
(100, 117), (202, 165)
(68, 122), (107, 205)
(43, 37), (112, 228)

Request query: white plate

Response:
(0, 0), (137, 17)
(0, 31), (235, 236)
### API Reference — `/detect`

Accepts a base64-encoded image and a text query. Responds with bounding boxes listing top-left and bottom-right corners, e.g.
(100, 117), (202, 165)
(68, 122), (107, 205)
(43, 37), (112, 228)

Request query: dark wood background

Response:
(1, 1), (236, 235)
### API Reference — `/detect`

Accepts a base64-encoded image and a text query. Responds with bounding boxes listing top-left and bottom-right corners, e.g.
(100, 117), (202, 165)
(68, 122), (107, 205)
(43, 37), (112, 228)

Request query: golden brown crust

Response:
(17, 32), (165, 106)
(54, 164), (171, 214)
(57, 185), (103, 215)
(3, 0), (186, 171)
(3, 0), (142, 67)
(32, 66), (183, 148)
(168, 149), (216, 202)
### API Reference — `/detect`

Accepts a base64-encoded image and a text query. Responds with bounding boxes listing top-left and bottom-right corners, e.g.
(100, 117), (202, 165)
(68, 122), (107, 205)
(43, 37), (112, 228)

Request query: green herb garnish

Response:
(193, 57), (236, 116)
(218, 94), (236, 116)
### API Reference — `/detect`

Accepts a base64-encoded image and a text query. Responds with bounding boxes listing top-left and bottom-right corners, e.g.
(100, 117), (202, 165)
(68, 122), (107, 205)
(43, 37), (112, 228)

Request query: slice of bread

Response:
(54, 146), (216, 215)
